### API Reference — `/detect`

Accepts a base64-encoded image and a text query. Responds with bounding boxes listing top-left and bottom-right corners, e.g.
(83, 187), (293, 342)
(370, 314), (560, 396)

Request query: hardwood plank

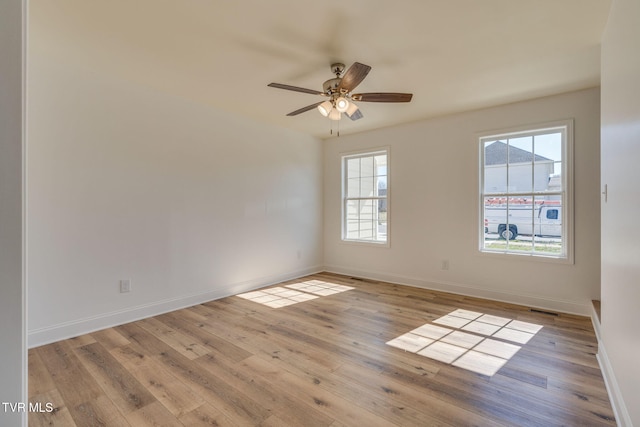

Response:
(125, 401), (183, 426)
(489, 370), (616, 424)
(110, 346), (204, 417)
(35, 341), (105, 410)
(66, 333), (97, 349)
(28, 348), (56, 399)
(495, 365), (548, 388)
(259, 414), (303, 427)
(28, 389), (77, 427)
(91, 327), (131, 351)
(332, 359), (502, 427)
(242, 355), (397, 427)
(178, 403), (236, 427)
(254, 303), (441, 379)
(73, 342), (156, 414)
(157, 310), (252, 362)
(389, 361), (552, 426)
(117, 322), (271, 426)
(196, 353), (335, 427)
(136, 316), (211, 360)
(108, 344), (149, 371)
(70, 395), (131, 427)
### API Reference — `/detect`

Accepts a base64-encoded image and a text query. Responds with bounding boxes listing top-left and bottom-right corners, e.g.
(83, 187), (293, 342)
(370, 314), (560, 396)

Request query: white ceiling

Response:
(30, 0), (611, 139)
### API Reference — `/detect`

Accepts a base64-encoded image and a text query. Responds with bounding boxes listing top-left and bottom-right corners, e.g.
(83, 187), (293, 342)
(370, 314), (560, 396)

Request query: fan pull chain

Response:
(328, 114), (341, 137)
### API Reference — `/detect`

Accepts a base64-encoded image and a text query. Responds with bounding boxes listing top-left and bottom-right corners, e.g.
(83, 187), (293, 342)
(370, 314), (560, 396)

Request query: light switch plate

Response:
(120, 279), (131, 293)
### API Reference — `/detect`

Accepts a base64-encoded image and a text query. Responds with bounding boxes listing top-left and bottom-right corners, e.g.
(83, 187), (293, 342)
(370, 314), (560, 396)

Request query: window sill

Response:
(478, 249), (574, 265)
(341, 239), (390, 249)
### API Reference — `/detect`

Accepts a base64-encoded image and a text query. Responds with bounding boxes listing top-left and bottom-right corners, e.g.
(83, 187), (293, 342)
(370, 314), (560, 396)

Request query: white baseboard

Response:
(28, 266), (323, 348)
(596, 342), (632, 427)
(592, 307), (632, 427)
(323, 264), (591, 316)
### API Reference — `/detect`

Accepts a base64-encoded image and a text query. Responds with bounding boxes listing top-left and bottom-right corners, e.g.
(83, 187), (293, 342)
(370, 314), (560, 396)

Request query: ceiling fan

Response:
(268, 62), (413, 122)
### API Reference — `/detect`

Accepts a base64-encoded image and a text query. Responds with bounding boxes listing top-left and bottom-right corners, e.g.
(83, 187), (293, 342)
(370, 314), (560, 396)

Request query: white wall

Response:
(0, 0), (27, 425)
(324, 88), (601, 315)
(600, 0), (640, 424)
(27, 55), (323, 346)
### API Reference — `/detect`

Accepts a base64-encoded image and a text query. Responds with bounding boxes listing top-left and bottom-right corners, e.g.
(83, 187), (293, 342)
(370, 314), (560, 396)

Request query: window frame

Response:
(341, 147), (390, 246)
(478, 120), (574, 263)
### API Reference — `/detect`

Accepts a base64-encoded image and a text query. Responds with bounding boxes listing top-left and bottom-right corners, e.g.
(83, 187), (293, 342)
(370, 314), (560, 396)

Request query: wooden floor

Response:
(29, 273), (616, 426)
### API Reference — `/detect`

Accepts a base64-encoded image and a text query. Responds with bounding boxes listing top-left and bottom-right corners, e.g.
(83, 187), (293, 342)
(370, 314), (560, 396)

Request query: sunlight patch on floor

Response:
(236, 280), (354, 308)
(386, 309), (543, 376)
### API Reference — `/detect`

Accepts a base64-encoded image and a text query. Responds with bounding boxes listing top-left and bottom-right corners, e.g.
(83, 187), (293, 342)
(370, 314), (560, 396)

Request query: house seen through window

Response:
(480, 122), (572, 259)
(342, 149), (388, 244)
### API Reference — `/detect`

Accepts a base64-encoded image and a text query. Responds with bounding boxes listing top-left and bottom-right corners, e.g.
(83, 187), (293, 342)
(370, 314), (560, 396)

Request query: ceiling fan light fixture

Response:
(328, 109), (342, 121)
(345, 101), (359, 117)
(335, 96), (350, 113)
(317, 100), (333, 117)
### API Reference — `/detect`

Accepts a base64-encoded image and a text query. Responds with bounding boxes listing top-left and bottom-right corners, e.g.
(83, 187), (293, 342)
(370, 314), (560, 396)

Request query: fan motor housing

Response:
(330, 63), (345, 75)
(323, 78), (342, 95)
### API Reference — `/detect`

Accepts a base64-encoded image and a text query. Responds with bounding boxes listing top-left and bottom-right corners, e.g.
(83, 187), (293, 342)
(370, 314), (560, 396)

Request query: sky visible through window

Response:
(501, 132), (562, 175)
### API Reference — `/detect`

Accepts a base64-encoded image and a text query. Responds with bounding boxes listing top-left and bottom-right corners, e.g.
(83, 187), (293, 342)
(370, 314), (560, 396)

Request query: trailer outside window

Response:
(479, 121), (573, 261)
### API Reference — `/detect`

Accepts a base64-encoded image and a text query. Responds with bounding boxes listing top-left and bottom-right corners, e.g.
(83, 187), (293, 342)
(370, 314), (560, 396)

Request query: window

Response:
(342, 149), (388, 244)
(480, 121), (572, 259)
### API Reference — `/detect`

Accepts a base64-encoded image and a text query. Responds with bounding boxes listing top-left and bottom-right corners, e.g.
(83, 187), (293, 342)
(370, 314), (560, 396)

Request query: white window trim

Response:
(477, 120), (574, 264)
(341, 147), (390, 247)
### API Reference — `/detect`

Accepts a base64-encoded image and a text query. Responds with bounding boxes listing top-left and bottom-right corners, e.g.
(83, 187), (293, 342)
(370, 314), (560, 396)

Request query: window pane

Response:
(508, 136), (533, 193)
(484, 140), (506, 193)
(377, 199), (387, 241)
(361, 176), (376, 197)
(506, 199), (534, 252)
(534, 133), (562, 192)
(378, 176), (387, 194)
(345, 200), (361, 240)
(375, 155), (387, 177)
(483, 197), (539, 252)
(532, 196), (563, 255)
(361, 199), (376, 240)
(347, 177), (360, 198)
(483, 197), (500, 251)
(360, 156), (374, 178)
(346, 199), (376, 240)
(347, 158), (360, 179)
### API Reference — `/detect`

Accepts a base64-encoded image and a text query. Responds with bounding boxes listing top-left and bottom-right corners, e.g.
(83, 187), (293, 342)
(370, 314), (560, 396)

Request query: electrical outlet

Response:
(441, 260), (449, 270)
(119, 279), (131, 293)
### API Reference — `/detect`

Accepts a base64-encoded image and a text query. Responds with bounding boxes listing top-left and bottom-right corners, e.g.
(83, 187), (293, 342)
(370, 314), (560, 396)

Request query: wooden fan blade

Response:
(286, 101), (324, 116)
(352, 92), (413, 102)
(337, 62), (371, 93)
(268, 83), (323, 96)
(346, 109), (363, 121)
